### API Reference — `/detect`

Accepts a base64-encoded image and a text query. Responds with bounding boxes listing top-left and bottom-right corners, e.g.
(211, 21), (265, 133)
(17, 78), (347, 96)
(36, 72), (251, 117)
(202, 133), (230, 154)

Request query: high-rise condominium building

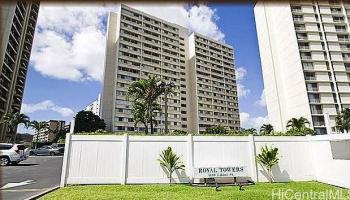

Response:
(188, 33), (239, 132)
(101, 4), (239, 133)
(254, 0), (350, 134)
(0, 2), (39, 141)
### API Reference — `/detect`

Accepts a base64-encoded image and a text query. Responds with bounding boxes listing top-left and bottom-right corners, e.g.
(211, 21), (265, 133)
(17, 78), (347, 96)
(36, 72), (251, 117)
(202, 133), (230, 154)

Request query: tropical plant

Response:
(335, 108), (350, 133)
(0, 112), (30, 143)
(128, 75), (166, 134)
(240, 128), (258, 135)
(256, 145), (279, 183)
(132, 100), (160, 134)
(286, 117), (310, 132)
(29, 120), (49, 148)
(74, 111), (106, 133)
(157, 146), (185, 184)
(205, 124), (227, 134)
(260, 124), (274, 135)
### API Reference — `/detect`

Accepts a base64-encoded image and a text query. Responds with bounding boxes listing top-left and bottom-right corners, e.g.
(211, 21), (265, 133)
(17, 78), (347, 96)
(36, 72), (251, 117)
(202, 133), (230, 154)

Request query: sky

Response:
(19, 2), (267, 133)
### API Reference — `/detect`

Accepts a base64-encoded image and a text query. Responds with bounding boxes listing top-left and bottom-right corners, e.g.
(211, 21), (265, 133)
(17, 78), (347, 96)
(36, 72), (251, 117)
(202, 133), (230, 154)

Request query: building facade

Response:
(0, 2), (39, 141)
(254, 0), (350, 134)
(101, 4), (240, 133)
(32, 120), (65, 143)
(84, 94), (101, 116)
(188, 33), (240, 132)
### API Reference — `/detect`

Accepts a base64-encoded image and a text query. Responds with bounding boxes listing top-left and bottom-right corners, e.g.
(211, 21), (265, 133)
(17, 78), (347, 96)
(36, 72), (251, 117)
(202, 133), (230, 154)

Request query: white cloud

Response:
(235, 67), (250, 98)
(30, 4), (225, 82)
(255, 89), (266, 107)
(237, 83), (251, 98)
(21, 100), (75, 117)
(240, 112), (268, 130)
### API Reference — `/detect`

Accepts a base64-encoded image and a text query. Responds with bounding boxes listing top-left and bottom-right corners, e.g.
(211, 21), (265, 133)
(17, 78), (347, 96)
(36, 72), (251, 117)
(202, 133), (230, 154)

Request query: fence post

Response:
(248, 134), (258, 182)
(60, 133), (72, 187)
(186, 134), (194, 180)
(121, 133), (129, 185)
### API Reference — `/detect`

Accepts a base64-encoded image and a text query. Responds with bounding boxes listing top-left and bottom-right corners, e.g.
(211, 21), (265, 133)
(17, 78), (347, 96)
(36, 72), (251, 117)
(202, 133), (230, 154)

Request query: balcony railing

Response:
(305, 76), (316, 80)
(299, 46), (310, 50)
(307, 87), (318, 91)
(338, 38), (350, 41)
(343, 57), (350, 60)
(292, 8), (302, 12)
(333, 20), (345, 23)
(293, 18), (304, 22)
(309, 99), (321, 103)
(331, 10), (342, 14)
(336, 28), (347, 32)
(313, 121), (325, 126)
(301, 56), (312, 59)
(303, 66), (314, 70)
(311, 109), (323, 114)
(295, 27), (306, 31)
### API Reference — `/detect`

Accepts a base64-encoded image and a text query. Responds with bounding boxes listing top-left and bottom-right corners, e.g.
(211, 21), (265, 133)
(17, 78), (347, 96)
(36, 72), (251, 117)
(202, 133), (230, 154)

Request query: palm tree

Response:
(132, 100), (160, 134)
(286, 117), (310, 132)
(260, 124), (274, 135)
(128, 75), (165, 134)
(256, 145), (279, 183)
(157, 146), (185, 184)
(0, 112), (30, 143)
(336, 108), (350, 133)
(30, 121), (49, 148)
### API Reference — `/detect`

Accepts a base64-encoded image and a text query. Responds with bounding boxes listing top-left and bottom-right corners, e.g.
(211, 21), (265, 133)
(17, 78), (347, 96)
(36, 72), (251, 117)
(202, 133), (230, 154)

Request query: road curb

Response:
(24, 186), (60, 200)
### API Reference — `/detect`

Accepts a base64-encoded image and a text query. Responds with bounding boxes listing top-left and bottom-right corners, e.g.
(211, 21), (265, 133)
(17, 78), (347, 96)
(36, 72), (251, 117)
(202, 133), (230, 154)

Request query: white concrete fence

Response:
(60, 134), (350, 189)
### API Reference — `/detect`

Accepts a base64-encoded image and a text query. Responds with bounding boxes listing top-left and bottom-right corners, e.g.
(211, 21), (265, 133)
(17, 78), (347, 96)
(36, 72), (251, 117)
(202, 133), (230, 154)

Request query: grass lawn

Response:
(41, 181), (349, 200)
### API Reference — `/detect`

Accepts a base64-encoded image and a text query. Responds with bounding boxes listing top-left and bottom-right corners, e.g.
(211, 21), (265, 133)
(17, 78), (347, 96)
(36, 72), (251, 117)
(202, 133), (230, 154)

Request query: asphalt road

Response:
(0, 156), (63, 200)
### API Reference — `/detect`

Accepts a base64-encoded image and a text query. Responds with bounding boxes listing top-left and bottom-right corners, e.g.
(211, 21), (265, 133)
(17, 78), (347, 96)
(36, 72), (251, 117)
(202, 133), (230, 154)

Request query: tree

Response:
(0, 112), (30, 143)
(29, 121), (49, 148)
(256, 145), (279, 183)
(260, 124), (274, 135)
(128, 75), (166, 134)
(240, 128), (258, 135)
(132, 100), (159, 134)
(157, 146), (185, 184)
(74, 111), (106, 133)
(205, 124), (227, 134)
(286, 117), (310, 132)
(336, 108), (350, 133)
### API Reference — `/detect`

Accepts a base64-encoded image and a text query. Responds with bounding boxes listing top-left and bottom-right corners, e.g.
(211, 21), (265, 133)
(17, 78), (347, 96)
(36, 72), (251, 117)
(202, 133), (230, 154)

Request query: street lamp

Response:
(158, 81), (175, 134)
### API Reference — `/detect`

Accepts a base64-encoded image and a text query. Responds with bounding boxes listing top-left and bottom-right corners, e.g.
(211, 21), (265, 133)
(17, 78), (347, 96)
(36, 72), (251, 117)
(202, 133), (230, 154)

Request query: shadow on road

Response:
(14, 163), (40, 166)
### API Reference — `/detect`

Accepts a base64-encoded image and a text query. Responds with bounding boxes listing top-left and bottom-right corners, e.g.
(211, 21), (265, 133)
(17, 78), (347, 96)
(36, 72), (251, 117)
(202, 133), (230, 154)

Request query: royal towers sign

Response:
(194, 166), (248, 178)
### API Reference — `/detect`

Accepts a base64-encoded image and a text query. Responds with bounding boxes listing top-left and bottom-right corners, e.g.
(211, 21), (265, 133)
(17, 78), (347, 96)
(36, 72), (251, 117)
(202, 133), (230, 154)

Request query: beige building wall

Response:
(101, 4), (240, 133)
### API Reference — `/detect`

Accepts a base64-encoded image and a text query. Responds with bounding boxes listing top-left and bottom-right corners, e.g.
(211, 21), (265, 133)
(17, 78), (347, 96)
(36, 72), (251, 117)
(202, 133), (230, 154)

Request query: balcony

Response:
(293, 18), (304, 22)
(292, 8), (302, 12)
(305, 76), (316, 80)
(333, 19), (345, 23)
(299, 46), (310, 50)
(301, 55), (312, 60)
(313, 121), (325, 126)
(336, 28), (347, 32)
(303, 66), (314, 70)
(307, 87), (318, 91)
(343, 57), (350, 61)
(331, 10), (342, 14)
(311, 109), (323, 114)
(309, 99), (321, 103)
(338, 38), (350, 41)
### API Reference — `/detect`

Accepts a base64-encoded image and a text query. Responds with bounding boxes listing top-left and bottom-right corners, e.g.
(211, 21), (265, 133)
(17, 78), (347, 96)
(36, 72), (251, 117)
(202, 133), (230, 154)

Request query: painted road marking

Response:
(1, 180), (35, 190)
